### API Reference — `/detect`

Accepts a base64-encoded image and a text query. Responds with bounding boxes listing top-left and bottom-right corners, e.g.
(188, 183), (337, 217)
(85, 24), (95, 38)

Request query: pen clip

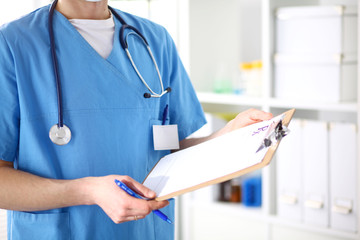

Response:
(162, 104), (169, 125)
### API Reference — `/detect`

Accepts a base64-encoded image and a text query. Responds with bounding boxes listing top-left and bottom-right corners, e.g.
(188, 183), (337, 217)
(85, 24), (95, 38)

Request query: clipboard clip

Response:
(256, 119), (290, 153)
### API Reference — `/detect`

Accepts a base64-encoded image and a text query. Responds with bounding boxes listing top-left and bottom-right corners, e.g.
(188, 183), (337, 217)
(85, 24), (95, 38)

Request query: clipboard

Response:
(143, 109), (296, 201)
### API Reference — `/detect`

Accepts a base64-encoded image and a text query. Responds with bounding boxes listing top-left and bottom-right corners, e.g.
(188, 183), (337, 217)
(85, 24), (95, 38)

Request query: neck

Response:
(56, 0), (110, 20)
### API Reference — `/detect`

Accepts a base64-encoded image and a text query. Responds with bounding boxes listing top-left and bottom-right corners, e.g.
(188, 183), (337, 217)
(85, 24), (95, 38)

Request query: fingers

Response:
(105, 175), (169, 224)
(226, 108), (273, 131)
(113, 214), (146, 224)
(246, 109), (273, 121)
(111, 198), (169, 224)
(119, 215), (145, 223)
(102, 193), (169, 224)
(149, 199), (170, 211)
(126, 199), (169, 216)
(120, 176), (156, 199)
(237, 108), (273, 123)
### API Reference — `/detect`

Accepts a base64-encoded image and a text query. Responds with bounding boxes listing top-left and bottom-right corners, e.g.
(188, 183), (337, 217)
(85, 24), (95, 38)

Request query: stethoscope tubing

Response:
(124, 32), (164, 97)
(49, 0), (64, 128)
(48, 0), (170, 145)
(108, 6), (149, 49)
(110, 5), (167, 98)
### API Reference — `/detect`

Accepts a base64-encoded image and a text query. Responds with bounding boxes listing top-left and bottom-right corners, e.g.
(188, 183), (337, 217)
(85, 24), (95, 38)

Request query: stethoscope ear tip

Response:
(166, 87), (171, 93)
(144, 93), (152, 98)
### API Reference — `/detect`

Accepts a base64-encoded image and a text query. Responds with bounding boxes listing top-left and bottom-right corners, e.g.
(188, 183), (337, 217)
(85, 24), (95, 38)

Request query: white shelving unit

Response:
(197, 92), (358, 113)
(181, 0), (359, 240)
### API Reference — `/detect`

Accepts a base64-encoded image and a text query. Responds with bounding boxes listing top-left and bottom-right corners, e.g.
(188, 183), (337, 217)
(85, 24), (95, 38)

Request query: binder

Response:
(329, 122), (358, 232)
(302, 120), (329, 227)
(276, 119), (302, 221)
(143, 109), (295, 201)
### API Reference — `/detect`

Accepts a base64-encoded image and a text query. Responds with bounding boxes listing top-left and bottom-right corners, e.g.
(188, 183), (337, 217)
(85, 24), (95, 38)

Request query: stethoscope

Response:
(48, 0), (171, 146)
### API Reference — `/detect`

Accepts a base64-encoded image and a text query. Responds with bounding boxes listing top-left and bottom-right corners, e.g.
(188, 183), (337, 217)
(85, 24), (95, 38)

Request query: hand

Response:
(213, 109), (273, 139)
(86, 175), (169, 224)
(179, 109), (273, 149)
(226, 108), (273, 131)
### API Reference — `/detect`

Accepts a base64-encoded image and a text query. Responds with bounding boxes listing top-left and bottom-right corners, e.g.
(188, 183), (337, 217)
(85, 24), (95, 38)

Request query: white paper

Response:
(144, 114), (284, 198)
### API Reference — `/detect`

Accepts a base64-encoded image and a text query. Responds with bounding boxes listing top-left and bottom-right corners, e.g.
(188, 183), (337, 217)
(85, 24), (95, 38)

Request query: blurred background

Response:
(0, 0), (358, 239)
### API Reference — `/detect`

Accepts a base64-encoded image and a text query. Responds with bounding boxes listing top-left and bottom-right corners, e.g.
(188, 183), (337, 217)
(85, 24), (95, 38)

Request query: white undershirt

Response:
(69, 13), (115, 59)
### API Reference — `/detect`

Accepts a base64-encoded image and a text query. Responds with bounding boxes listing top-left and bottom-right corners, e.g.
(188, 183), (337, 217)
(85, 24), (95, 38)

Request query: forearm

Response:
(0, 164), (169, 224)
(0, 166), (93, 212)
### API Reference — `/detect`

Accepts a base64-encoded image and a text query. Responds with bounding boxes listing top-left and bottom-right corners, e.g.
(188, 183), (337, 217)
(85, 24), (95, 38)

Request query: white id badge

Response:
(153, 125), (180, 150)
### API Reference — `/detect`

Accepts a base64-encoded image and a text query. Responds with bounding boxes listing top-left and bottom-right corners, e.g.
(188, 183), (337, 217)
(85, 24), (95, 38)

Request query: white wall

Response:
(0, 0), (49, 24)
(189, 0), (262, 92)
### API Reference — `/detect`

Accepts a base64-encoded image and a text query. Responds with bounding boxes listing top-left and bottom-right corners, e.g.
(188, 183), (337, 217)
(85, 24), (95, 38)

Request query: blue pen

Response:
(162, 104), (169, 125)
(114, 179), (173, 224)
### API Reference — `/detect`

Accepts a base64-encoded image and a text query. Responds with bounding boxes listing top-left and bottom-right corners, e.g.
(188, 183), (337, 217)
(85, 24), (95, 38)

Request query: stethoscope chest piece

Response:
(49, 124), (72, 145)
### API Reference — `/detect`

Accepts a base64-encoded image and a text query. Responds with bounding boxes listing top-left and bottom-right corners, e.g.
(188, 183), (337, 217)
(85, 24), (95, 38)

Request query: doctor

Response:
(0, 0), (272, 239)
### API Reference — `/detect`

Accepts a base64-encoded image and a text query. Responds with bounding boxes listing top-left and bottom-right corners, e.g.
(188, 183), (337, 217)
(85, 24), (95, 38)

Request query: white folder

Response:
(276, 119), (302, 221)
(302, 120), (329, 227)
(329, 122), (358, 232)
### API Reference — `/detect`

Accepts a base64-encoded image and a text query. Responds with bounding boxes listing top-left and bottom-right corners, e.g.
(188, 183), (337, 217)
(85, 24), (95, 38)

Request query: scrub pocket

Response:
(10, 211), (70, 240)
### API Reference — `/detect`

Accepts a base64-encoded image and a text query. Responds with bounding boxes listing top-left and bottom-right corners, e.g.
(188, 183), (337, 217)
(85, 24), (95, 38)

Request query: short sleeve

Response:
(165, 31), (206, 140)
(0, 30), (20, 162)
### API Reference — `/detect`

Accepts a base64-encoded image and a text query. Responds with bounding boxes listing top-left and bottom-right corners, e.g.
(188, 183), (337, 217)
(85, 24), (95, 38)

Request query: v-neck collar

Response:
(54, 9), (118, 61)
(52, 9), (149, 100)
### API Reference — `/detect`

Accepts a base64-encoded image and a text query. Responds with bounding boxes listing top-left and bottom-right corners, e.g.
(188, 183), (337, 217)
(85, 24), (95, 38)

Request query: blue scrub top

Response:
(0, 5), (206, 240)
